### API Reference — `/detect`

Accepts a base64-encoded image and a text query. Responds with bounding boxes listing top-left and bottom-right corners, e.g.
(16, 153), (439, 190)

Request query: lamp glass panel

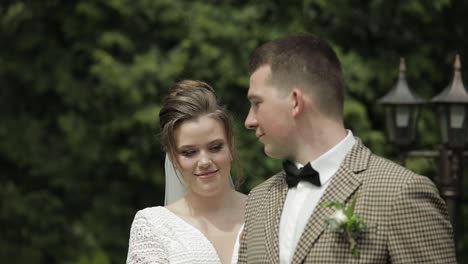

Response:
(439, 106), (448, 143)
(396, 105), (410, 128)
(449, 104), (465, 128)
(385, 107), (395, 141)
(410, 107), (420, 135)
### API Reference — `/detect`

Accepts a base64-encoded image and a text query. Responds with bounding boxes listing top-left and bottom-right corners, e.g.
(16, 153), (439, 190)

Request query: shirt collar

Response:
(295, 130), (356, 186)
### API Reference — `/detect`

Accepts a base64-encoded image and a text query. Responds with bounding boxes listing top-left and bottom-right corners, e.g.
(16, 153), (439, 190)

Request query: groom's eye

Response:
(252, 101), (261, 108)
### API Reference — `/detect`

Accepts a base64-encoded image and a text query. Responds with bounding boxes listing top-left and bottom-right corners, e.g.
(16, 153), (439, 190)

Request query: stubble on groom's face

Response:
(245, 66), (295, 160)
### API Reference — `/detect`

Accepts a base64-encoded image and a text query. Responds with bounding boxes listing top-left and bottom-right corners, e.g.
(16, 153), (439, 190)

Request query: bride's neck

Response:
(183, 189), (237, 215)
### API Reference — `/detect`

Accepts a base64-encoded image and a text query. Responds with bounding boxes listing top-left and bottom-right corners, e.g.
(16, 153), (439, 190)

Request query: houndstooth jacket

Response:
(238, 138), (457, 263)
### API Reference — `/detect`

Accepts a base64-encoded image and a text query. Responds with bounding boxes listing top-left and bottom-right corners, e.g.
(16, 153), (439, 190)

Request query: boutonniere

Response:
(320, 194), (366, 257)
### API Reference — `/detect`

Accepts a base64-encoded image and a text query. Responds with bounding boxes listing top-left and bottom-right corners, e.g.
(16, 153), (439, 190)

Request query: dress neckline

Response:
(160, 206), (244, 264)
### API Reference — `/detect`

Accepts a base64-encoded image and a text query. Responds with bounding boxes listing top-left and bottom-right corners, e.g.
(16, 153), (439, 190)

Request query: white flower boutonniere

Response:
(320, 194), (366, 257)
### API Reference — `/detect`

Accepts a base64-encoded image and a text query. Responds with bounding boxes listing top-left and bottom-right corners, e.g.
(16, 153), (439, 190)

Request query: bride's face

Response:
(173, 115), (232, 197)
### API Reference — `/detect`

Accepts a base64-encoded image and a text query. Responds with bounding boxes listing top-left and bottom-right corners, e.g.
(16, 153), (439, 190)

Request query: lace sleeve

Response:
(126, 210), (169, 264)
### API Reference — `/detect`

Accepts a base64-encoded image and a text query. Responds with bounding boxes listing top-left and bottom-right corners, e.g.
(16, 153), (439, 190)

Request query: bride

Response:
(126, 80), (246, 264)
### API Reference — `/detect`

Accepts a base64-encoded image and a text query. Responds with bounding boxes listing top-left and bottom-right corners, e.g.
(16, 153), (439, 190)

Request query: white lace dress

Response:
(126, 206), (243, 264)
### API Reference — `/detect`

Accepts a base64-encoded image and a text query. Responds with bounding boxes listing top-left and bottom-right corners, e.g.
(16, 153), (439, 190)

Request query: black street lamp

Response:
(379, 54), (468, 251)
(431, 54), (468, 245)
(432, 55), (468, 150)
(379, 58), (425, 152)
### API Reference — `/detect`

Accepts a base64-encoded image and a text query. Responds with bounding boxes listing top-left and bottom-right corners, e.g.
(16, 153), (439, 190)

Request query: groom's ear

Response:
(291, 88), (304, 118)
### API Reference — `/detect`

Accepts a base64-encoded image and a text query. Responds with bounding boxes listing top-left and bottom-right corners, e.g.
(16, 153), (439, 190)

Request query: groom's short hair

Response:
(249, 34), (345, 121)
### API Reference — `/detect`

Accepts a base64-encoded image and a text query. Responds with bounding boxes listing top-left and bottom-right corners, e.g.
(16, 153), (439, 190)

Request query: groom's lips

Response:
(256, 133), (265, 140)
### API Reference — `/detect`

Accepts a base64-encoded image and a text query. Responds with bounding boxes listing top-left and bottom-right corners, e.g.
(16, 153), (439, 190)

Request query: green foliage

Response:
(69, 250), (110, 264)
(1, 0), (467, 263)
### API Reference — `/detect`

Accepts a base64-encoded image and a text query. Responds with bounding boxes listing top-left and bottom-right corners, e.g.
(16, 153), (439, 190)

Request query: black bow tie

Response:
(282, 160), (321, 188)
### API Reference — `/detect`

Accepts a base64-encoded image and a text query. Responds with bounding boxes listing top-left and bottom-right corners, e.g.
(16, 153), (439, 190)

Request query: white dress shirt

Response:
(279, 130), (356, 264)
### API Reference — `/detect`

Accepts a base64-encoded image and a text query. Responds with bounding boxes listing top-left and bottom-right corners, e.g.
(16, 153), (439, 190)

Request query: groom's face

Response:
(245, 65), (294, 159)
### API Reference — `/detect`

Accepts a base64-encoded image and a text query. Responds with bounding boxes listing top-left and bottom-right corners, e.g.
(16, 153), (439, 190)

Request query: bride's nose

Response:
(198, 153), (213, 169)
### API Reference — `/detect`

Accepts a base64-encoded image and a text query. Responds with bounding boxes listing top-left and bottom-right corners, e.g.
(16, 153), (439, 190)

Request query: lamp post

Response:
(379, 54), (468, 248)
(431, 54), (468, 240)
(378, 58), (425, 163)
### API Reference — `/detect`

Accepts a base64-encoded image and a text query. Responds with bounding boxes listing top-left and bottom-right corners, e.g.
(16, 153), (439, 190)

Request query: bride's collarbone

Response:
(196, 217), (242, 236)
(176, 211), (242, 264)
(187, 208), (242, 227)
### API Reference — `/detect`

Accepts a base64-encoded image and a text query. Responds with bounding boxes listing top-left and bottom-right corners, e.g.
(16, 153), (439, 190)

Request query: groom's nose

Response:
(244, 108), (258, 129)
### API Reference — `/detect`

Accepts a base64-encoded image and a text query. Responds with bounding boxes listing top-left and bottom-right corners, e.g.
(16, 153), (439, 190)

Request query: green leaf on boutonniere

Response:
(321, 193), (367, 258)
(344, 193), (358, 218)
(320, 201), (345, 209)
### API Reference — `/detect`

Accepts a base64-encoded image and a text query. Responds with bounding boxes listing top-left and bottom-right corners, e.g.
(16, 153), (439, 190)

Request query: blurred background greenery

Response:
(1, 0), (466, 263)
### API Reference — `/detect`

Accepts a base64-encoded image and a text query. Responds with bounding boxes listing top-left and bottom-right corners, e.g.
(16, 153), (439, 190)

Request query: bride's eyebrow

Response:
(177, 138), (226, 149)
(177, 144), (197, 150)
(208, 139), (225, 145)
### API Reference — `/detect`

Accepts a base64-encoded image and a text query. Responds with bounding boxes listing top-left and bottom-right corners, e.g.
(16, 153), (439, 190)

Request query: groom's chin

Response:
(263, 146), (285, 160)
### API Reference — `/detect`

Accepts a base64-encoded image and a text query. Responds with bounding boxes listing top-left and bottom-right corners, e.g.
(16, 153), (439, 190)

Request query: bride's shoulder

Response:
(134, 206), (175, 225)
(130, 206), (180, 241)
(138, 205), (166, 214)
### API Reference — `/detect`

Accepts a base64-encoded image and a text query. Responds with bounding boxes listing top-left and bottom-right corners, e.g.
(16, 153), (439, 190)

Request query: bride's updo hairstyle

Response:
(159, 80), (242, 185)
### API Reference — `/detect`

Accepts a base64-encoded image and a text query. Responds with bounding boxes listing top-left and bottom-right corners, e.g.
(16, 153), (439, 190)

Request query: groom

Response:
(238, 34), (457, 263)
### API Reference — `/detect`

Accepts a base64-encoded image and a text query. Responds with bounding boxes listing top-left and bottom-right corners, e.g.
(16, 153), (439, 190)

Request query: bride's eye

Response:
(210, 144), (224, 152)
(180, 149), (197, 157)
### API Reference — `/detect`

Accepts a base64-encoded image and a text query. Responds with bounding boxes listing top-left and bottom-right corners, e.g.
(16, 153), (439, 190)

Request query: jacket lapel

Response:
(265, 174), (288, 263)
(291, 139), (370, 263)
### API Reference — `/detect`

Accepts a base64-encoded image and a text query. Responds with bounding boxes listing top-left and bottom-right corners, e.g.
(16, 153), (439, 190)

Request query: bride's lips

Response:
(195, 170), (219, 178)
